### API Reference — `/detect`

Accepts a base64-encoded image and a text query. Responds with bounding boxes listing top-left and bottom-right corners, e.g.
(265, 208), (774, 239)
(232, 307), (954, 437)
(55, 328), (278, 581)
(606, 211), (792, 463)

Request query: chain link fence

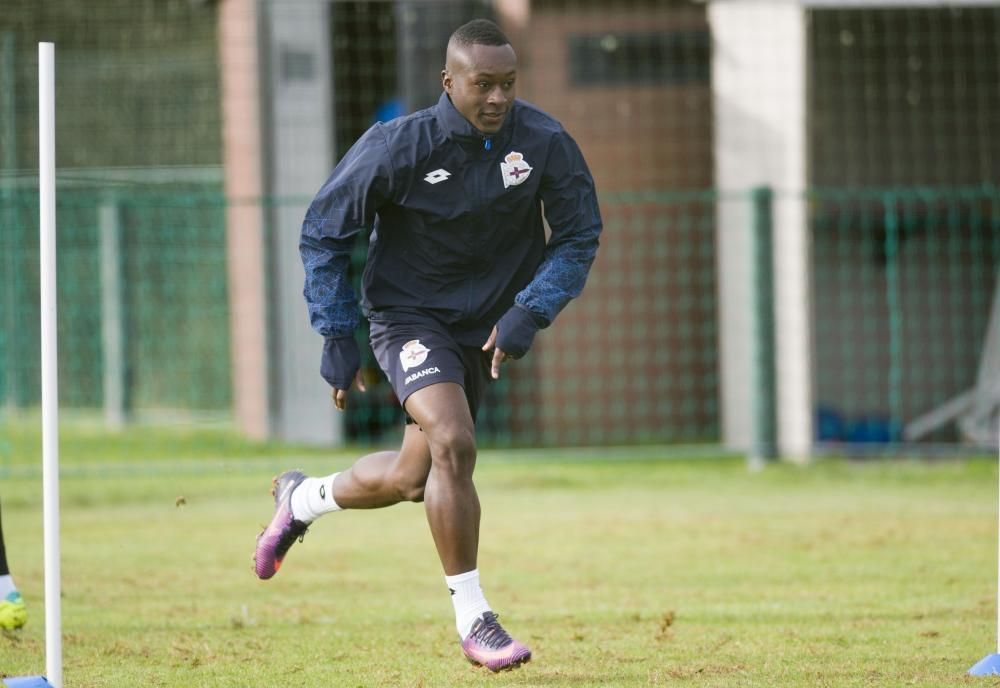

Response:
(1, 0), (998, 454)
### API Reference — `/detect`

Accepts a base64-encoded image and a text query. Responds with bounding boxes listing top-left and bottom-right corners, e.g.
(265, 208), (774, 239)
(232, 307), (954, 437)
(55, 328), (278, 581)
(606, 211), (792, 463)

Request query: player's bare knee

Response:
(428, 425), (477, 478)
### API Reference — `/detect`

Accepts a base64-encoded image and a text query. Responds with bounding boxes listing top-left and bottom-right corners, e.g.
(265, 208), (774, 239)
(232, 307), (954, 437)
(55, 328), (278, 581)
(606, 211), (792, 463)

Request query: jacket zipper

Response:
(464, 135), (494, 317)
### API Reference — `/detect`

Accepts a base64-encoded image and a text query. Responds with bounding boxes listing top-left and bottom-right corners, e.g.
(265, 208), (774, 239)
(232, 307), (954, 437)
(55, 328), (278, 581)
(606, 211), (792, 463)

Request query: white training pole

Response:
(39, 41), (63, 688)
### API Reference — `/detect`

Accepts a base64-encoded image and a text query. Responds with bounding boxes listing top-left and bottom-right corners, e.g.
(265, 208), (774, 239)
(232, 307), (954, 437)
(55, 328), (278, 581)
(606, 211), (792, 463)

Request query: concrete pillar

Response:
(261, 0), (340, 445)
(219, 0), (270, 440)
(709, 0), (813, 461)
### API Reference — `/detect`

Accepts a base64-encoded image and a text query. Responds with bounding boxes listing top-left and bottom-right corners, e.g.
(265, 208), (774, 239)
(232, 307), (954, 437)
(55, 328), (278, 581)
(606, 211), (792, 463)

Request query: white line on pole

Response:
(39, 41), (63, 688)
(996, 423), (999, 655)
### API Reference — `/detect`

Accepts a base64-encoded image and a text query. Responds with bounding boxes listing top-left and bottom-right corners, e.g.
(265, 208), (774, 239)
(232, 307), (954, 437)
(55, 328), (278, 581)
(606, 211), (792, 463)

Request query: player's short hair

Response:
(449, 19), (510, 49)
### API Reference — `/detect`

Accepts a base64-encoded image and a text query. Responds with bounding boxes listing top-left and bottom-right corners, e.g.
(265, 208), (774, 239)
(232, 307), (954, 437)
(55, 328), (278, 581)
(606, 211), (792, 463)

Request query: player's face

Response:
(443, 43), (517, 135)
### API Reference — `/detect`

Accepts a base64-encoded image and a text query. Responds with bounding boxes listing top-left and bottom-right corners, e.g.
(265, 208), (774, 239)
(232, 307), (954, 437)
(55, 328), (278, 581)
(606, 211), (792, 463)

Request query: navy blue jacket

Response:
(300, 92), (602, 388)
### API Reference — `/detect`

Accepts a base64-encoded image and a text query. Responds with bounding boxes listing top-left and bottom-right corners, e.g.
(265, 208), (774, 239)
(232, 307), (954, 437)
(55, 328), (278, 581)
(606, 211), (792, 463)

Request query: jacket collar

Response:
(435, 91), (514, 151)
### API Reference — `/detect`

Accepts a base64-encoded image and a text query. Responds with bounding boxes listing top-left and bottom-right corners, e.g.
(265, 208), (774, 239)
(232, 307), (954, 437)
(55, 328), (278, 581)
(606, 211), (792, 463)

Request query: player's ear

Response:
(442, 68), (452, 93)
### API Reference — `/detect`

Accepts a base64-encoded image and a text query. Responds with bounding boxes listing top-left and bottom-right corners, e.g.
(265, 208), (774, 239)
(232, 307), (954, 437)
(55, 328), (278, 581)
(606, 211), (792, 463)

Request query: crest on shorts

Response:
(500, 152), (533, 189)
(399, 339), (430, 372)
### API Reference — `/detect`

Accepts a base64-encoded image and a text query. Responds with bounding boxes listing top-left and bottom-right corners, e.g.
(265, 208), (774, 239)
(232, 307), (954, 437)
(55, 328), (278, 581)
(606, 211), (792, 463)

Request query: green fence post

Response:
(99, 193), (127, 429)
(883, 192), (902, 441)
(750, 186), (778, 465)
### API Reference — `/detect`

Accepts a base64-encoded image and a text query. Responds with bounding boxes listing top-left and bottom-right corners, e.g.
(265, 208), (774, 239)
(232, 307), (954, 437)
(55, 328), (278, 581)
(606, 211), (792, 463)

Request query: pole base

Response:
(3, 678), (56, 688)
(970, 653), (1000, 675)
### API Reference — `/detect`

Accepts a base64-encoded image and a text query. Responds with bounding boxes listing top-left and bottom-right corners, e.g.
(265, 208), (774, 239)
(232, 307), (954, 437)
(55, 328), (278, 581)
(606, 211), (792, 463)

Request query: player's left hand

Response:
(482, 326), (510, 380)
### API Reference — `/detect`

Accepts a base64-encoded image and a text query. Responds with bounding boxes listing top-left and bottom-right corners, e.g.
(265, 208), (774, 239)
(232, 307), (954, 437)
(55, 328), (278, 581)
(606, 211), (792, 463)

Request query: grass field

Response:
(0, 425), (998, 687)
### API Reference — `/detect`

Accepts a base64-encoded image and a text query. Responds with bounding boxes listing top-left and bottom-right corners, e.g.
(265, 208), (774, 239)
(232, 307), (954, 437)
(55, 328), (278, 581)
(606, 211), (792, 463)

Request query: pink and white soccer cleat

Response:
(461, 611), (532, 672)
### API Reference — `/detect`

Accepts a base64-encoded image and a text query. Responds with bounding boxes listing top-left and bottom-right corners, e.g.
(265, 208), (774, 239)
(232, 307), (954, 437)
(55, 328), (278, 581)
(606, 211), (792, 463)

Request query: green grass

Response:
(0, 416), (339, 470)
(0, 426), (998, 686)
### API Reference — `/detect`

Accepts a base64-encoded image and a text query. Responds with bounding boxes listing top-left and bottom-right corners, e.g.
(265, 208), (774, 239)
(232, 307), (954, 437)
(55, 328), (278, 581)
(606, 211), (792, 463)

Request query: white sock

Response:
(290, 473), (343, 523)
(0, 575), (16, 599)
(446, 569), (491, 640)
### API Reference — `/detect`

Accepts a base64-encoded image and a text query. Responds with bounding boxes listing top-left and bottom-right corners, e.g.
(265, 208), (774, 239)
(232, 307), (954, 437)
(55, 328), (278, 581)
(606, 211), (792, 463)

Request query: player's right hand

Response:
(332, 369), (367, 411)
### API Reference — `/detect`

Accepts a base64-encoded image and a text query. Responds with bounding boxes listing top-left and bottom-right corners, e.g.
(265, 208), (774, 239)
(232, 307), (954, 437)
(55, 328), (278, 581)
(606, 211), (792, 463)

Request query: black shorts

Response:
(369, 318), (492, 422)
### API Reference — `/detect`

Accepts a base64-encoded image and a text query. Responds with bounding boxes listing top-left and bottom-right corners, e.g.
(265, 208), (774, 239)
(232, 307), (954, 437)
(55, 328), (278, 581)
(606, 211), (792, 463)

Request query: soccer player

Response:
(254, 18), (601, 672)
(0, 500), (27, 631)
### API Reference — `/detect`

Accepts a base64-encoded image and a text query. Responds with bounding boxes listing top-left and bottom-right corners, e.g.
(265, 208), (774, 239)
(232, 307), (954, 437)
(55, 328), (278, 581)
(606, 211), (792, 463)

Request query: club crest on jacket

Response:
(500, 152), (532, 189)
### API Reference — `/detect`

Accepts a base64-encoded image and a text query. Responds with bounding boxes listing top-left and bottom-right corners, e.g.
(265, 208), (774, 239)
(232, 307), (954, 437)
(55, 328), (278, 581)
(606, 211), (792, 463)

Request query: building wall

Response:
(515, 1), (712, 192)
(504, 1), (719, 443)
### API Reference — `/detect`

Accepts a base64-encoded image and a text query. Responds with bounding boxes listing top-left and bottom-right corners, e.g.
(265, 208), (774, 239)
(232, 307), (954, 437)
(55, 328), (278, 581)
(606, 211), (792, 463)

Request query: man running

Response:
(254, 18), (602, 672)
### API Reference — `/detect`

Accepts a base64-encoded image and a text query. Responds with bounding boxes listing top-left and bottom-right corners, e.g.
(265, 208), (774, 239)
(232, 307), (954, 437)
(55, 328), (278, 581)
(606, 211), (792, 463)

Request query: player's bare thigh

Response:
(404, 382), (477, 473)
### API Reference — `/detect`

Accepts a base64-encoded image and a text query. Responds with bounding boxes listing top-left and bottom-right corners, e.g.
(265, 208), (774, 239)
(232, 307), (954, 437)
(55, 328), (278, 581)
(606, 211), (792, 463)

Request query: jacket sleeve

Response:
(513, 129), (602, 327)
(300, 124), (393, 339)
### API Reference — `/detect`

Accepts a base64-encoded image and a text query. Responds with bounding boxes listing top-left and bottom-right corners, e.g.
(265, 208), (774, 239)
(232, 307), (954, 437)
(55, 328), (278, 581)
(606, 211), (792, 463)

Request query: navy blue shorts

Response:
(369, 318), (492, 422)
